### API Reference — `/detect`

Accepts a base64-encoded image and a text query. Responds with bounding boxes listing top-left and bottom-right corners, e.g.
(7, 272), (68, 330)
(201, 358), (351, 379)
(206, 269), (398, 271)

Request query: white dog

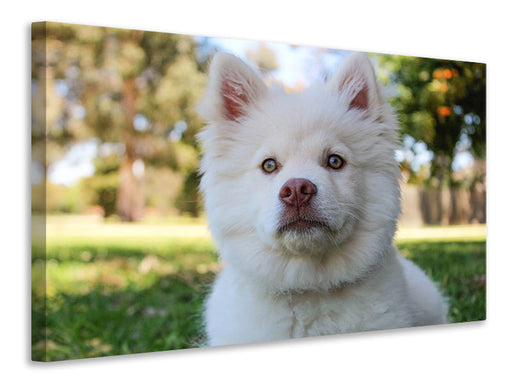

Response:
(197, 51), (447, 346)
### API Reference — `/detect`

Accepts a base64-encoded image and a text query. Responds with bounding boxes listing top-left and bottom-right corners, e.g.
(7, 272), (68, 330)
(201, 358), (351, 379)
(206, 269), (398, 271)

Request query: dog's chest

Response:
(285, 289), (391, 337)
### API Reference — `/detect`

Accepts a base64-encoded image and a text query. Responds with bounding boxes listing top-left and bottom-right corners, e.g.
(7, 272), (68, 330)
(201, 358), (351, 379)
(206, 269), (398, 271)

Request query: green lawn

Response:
(32, 217), (486, 361)
(397, 240), (486, 323)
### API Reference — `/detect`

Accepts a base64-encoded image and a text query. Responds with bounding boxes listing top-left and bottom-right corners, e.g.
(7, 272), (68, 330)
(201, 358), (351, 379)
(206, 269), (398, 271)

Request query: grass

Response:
(397, 240), (486, 323)
(32, 216), (486, 361)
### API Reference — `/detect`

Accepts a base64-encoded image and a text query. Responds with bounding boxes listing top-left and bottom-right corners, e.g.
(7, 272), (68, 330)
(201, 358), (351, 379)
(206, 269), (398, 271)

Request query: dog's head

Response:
(197, 52), (401, 291)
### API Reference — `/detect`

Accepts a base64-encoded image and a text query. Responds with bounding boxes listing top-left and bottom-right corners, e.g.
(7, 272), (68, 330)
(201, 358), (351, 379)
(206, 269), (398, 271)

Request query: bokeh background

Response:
(31, 22), (486, 361)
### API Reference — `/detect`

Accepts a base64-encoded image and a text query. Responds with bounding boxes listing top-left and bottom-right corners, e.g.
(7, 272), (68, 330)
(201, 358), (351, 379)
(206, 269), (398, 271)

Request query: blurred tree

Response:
(32, 22), (207, 220)
(175, 170), (202, 217)
(87, 154), (120, 217)
(377, 55), (486, 188)
(246, 43), (279, 74)
(377, 55), (486, 224)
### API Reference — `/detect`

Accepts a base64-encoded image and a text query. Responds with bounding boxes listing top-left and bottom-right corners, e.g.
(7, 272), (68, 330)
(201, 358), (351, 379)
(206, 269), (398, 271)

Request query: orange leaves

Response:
(433, 68), (459, 116)
(431, 68), (459, 95)
(437, 106), (451, 117)
(433, 68), (459, 80)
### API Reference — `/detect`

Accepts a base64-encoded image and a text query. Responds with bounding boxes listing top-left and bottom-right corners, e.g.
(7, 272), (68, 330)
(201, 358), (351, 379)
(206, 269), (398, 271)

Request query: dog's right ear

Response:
(329, 53), (383, 118)
(198, 53), (267, 122)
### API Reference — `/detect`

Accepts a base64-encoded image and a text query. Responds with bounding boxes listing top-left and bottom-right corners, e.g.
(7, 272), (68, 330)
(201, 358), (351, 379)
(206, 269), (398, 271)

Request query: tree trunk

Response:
(116, 77), (146, 222)
(116, 160), (145, 222)
(469, 158), (486, 224)
(433, 154), (451, 225)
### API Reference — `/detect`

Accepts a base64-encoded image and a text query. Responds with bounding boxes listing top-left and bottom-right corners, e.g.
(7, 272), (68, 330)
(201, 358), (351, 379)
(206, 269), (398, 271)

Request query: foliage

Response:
(175, 170), (203, 217)
(31, 22), (486, 224)
(81, 154), (120, 217)
(87, 174), (119, 217)
(246, 43), (279, 73)
(376, 54), (486, 187)
(144, 167), (184, 216)
(34, 179), (94, 215)
(31, 22), (208, 221)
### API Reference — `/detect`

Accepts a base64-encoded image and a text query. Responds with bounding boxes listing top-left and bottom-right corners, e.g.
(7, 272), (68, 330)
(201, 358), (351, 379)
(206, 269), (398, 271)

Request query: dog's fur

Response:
(197, 52), (447, 346)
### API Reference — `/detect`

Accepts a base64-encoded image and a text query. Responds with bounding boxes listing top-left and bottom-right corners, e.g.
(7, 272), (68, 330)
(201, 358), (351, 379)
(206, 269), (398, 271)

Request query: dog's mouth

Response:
(274, 213), (345, 255)
(277, 217), (330, 234)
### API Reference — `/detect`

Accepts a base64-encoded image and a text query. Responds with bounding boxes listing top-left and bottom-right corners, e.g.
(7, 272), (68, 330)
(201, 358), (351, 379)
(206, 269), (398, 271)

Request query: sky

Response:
(207, 36), (351, 87)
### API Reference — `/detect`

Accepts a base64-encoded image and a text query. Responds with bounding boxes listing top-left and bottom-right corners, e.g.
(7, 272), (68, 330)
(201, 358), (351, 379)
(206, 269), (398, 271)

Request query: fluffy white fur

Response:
(197, 52), (447, 346)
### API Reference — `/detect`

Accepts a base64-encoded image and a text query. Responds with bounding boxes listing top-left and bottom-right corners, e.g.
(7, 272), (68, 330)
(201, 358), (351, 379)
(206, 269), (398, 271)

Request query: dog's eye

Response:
(262, 158), (278, 173)
(327, 154), (345, 170)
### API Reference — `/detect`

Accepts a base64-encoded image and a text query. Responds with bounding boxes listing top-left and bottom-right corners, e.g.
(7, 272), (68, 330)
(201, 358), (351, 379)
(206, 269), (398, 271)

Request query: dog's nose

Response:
(279, 178), (317, 207)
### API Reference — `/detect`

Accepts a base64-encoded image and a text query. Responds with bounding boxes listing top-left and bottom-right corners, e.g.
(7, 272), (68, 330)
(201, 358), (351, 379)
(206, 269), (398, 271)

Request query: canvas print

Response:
(31, 21), (486, 361)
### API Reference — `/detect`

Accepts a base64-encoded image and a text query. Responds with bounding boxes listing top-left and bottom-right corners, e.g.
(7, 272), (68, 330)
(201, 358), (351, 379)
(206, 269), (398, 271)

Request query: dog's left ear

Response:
(329, 53), (383, 117)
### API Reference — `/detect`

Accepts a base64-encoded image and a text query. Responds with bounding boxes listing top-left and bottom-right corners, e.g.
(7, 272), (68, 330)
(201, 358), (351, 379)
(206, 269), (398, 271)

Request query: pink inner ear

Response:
(221, 78), (249, 120)
(339, 75), (369, 111)
(349, 84), (369, 110)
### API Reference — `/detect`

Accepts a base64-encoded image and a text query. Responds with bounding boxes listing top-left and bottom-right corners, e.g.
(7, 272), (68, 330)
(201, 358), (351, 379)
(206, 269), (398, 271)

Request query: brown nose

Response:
(279, 178), (317, 207)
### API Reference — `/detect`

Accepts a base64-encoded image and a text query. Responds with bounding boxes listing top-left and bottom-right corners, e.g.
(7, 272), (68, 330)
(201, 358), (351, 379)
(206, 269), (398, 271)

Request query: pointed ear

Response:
(329, 53), (382, 116)
(198, 52), (267, 122)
